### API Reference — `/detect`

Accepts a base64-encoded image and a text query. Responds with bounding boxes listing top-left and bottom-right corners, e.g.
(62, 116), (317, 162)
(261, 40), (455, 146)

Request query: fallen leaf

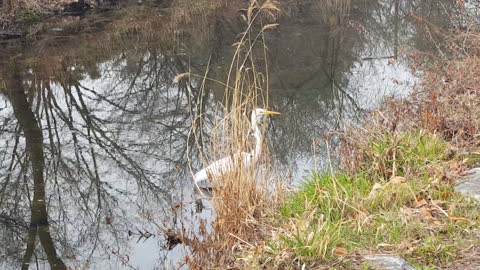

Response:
(334, 247), (348, 256)
(448, 216), (469, 221)
(389, 176), (407, 184)
(414, 199), (428, 208)
(419, 208), (434, 218)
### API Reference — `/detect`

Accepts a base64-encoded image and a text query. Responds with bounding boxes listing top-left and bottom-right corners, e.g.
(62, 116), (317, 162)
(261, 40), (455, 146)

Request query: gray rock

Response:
(363, 254), (417, 270)
(455, 168), (480, 202)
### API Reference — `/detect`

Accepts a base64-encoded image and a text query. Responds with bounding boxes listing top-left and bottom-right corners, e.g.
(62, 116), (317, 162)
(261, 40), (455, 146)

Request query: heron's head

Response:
(251, 108), (281, 127)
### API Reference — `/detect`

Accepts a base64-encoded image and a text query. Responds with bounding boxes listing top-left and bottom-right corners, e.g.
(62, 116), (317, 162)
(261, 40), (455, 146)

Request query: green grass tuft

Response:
(365, 131), (449, 180)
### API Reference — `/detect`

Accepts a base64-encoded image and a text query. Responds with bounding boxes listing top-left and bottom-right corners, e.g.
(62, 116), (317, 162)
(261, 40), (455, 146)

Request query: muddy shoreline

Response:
(0, 0), (172, 41)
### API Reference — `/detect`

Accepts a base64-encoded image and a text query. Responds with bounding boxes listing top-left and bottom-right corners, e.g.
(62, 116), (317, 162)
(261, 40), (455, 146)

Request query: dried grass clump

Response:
(186, 1), (282, 269)
(389, 54), (479, 150)
(342, 32), (480, 178)
(419, 57), (480, 148)
(338, 28), (480, 184)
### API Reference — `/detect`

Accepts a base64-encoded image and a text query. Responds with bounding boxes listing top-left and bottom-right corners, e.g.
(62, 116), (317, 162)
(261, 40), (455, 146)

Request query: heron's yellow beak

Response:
(263, 110), (281, 115)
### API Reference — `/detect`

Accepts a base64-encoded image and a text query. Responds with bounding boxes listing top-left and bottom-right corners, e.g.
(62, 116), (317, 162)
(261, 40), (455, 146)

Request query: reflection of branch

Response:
(21, 228), (36, 270)
(0, 125), (20, 205)
(73, 84), (103, 210)
(6, 67), (67, 270)
(0, 214), (28, 229)
(331, 79), (363, 113)
(360, 56), (395, 61)
(319, 39), (363, 114)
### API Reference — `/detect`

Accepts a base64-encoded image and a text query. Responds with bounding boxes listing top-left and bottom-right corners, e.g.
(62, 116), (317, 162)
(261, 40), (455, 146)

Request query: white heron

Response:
(193, 108), (281, 184)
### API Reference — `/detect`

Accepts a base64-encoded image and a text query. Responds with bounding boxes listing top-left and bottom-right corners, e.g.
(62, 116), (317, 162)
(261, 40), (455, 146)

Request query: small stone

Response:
(50, 28), (63, 32)
(455, 168), (480, 202)
(363, 254), (417, 270)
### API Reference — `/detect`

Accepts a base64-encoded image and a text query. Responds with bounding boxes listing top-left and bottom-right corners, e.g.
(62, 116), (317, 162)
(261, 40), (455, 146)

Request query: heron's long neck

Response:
(252, 123), (263, 161)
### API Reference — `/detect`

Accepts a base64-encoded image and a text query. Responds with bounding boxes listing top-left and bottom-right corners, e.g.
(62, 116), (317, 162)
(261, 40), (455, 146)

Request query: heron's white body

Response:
(193, 108), (278, 184)
(193, 152), (255, 183)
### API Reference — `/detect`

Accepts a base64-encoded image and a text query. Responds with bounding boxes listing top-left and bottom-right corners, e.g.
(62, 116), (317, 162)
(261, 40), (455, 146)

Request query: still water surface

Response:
(0, 1), (470, 269)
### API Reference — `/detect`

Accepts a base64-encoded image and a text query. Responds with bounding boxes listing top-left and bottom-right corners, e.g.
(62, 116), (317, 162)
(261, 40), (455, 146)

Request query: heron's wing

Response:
(193, 168), (208, 183)
(194, 156), (236, 184)
(201, 152), (253, 180)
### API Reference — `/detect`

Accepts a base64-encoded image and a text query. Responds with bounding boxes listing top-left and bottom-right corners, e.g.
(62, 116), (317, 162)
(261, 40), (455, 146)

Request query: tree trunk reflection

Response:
(6, 63), (67, 270)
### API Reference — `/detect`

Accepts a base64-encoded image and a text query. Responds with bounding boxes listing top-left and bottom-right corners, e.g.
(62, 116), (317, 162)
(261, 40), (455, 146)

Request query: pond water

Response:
(0, 0), (470, 269)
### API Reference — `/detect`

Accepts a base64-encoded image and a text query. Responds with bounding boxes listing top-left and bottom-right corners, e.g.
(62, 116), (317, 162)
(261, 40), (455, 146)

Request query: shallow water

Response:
(0, 0), (471, 269)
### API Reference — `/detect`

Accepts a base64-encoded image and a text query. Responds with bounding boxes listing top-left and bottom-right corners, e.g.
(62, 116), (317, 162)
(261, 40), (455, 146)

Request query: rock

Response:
(363, 254), (417, 270)
(455, 168), (480, 202)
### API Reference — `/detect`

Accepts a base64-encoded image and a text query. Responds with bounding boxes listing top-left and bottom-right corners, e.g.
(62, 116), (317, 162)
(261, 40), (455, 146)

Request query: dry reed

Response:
(340, 23), (480, 179)
(314, 0), (351, 27)
(186, 1), (282, 269)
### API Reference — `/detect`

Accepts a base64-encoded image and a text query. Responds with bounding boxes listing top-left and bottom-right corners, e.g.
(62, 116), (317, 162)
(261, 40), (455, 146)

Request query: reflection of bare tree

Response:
(0, 42), (214, 268)
(4, 63), (67, 270)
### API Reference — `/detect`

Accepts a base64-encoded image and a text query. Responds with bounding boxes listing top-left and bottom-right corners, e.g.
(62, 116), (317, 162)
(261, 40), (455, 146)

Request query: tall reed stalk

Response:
(187, 1), (281, 268)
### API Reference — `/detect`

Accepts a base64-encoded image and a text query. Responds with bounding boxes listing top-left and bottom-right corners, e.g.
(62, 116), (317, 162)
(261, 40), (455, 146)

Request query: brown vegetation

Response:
(342, 28), (480, 177)
(184, 1), (284, 269)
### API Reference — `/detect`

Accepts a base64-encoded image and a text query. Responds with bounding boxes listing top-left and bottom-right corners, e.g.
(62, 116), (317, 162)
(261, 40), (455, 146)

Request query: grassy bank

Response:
(241, 29), (480, 269)
(246, 132), (479, 269)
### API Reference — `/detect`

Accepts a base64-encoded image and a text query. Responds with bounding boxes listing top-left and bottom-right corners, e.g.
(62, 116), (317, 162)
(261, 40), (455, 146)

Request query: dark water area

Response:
(0, 0), (475, 269)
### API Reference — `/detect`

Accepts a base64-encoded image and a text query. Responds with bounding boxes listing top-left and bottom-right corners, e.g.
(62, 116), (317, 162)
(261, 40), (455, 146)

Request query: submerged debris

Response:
(165, 229), (183, 250)
(128, 228), (155, 243)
